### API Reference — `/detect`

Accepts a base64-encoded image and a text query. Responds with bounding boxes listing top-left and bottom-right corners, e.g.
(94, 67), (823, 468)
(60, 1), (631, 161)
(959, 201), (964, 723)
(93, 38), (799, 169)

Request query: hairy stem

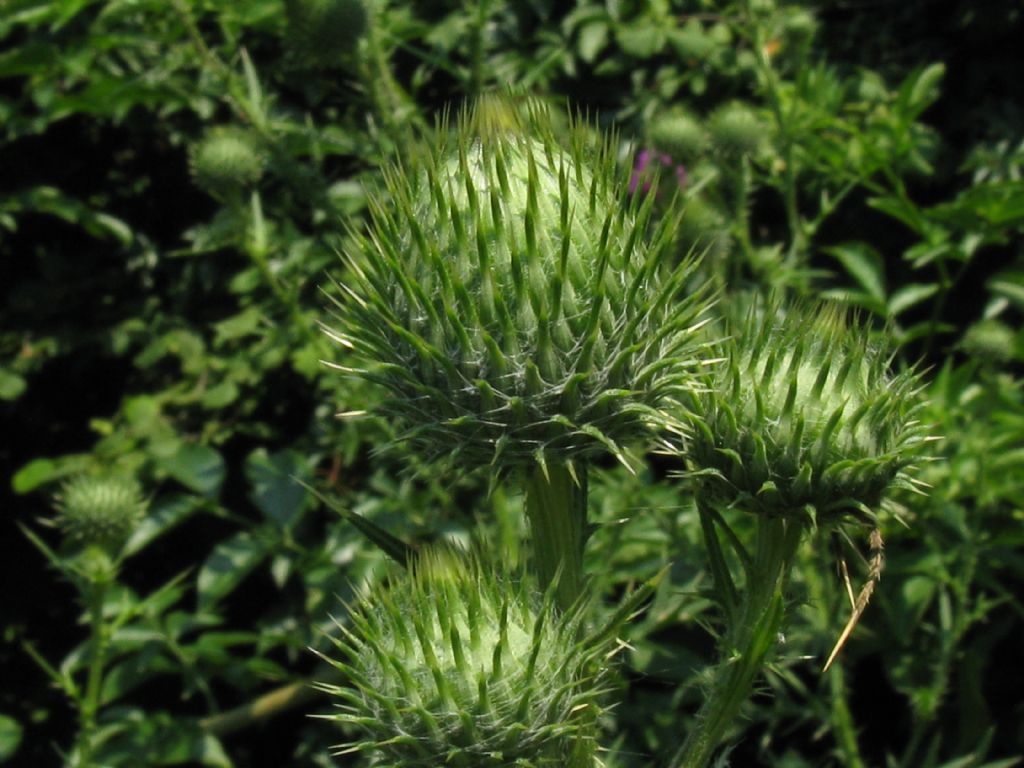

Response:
(524, 461), (593, 766)
(672, 515), (804, 768)
(78, 580), (109, 766)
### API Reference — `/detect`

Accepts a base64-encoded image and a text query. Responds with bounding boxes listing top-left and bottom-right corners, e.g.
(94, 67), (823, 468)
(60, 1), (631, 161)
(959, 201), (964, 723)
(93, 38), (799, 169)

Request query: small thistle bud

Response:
(284, 0), (367, 65)
(319, 545), (616, 766)
(781, 8), (818, 44)
(55, 475), (147, 553)
(960, 319), (1016, 363)
(331, 96), (711, 469)
(190, 127), (264, 198)
(682, 298), (928, 523)
(707, 102), (768, 159)
(677, 195), (729, 252)
(649, 111), (707, 162)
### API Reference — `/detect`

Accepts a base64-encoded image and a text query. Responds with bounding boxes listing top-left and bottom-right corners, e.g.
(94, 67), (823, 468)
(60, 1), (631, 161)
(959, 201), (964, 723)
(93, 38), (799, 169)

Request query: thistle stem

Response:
(672, 515), (804, 768)
(78, 580), (109, 767)
(524, 462), (596, 767)
(524, 462), (588, 612)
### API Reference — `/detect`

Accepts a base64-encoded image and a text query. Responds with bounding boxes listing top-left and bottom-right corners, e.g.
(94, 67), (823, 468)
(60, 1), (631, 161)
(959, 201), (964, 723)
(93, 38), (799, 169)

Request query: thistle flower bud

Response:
(190, 127), (264, 198)
(55, 475), (147, 553)
(319, 546), (615, 766)
(682, 298), (928, 523)
(284, 0), (367, 65)
(649, 111), (707, 163)
(707, 102), (768, 160)
(331, 96), (711, 469)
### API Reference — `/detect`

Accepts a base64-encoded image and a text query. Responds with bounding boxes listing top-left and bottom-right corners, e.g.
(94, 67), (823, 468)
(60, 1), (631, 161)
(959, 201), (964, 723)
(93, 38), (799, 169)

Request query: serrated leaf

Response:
(825, 242), (885, 302)
(123, 495), (203, 557)
(888, 283), (939, 316)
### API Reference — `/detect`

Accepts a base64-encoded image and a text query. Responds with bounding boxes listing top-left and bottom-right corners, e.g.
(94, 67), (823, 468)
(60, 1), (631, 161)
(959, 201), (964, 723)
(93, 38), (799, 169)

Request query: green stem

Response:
(672, 515), (804, 768)
(523, 462), (588, 612)
(78, 580), (109, 766)
(469, 0), (491, 99)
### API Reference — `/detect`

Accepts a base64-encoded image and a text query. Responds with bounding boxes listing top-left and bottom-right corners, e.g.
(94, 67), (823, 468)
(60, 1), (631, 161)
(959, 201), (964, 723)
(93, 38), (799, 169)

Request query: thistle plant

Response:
(330, 95), (712, 608)
(668, 297), (929, 768)
(318, 544), (654, 767)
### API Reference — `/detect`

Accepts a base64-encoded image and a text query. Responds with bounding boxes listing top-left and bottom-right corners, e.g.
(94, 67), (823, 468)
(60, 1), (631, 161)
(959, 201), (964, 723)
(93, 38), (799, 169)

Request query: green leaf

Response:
(197, 532), (267, 610)
(11, 458), (57, 493)
(825, 242), (885, 302)
(615, 24), (665, 58)
(212, 307), (264, 344)
(158, 444), (225, 497)
(578, 20), (609, 63)
(0, 368), (26, 401)
(0, 714), (23, 762)
(904, 62), (945, 114)
(244, 448), (309, 528)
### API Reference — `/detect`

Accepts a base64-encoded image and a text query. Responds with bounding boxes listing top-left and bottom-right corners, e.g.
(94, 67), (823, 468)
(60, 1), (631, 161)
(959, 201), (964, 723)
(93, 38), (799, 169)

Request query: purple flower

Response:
(629, 148), (687, 196)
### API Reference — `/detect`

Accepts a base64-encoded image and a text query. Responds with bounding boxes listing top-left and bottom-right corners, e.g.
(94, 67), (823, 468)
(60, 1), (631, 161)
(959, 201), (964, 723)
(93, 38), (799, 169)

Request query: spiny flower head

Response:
(330, 95), (712, 470)
(55, 474), (147, 553)
(190, 127), (264, 198)
(318, 544), (621, 766)
(682, 297), (929, 523)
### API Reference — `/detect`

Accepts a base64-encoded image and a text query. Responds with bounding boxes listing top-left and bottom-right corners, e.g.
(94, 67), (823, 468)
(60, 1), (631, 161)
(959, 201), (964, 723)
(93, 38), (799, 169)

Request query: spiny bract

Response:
(682, 297), (929, 523)
(318, 546), (612, 767)
(329, 95), (711, 469)
(55, 474), (148, 552)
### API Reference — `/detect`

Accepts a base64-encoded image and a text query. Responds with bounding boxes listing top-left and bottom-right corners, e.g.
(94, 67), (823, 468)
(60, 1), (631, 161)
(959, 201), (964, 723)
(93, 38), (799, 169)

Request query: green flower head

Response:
(318, 544), (618, 767)
(55, 474), (147, 553)
(681, 297), (929, 523)
(329, 95), (712, 471)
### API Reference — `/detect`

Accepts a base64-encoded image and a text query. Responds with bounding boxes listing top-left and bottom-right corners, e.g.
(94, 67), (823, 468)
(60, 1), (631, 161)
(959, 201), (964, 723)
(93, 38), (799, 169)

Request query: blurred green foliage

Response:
(1, 0), (1022, 766)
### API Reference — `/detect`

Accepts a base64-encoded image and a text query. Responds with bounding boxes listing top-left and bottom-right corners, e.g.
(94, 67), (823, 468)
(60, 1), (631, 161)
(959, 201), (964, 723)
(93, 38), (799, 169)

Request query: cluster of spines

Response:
(329, 98), (712, 470)
(317, 548), (608, 766)
(686, 299), (930, 522)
